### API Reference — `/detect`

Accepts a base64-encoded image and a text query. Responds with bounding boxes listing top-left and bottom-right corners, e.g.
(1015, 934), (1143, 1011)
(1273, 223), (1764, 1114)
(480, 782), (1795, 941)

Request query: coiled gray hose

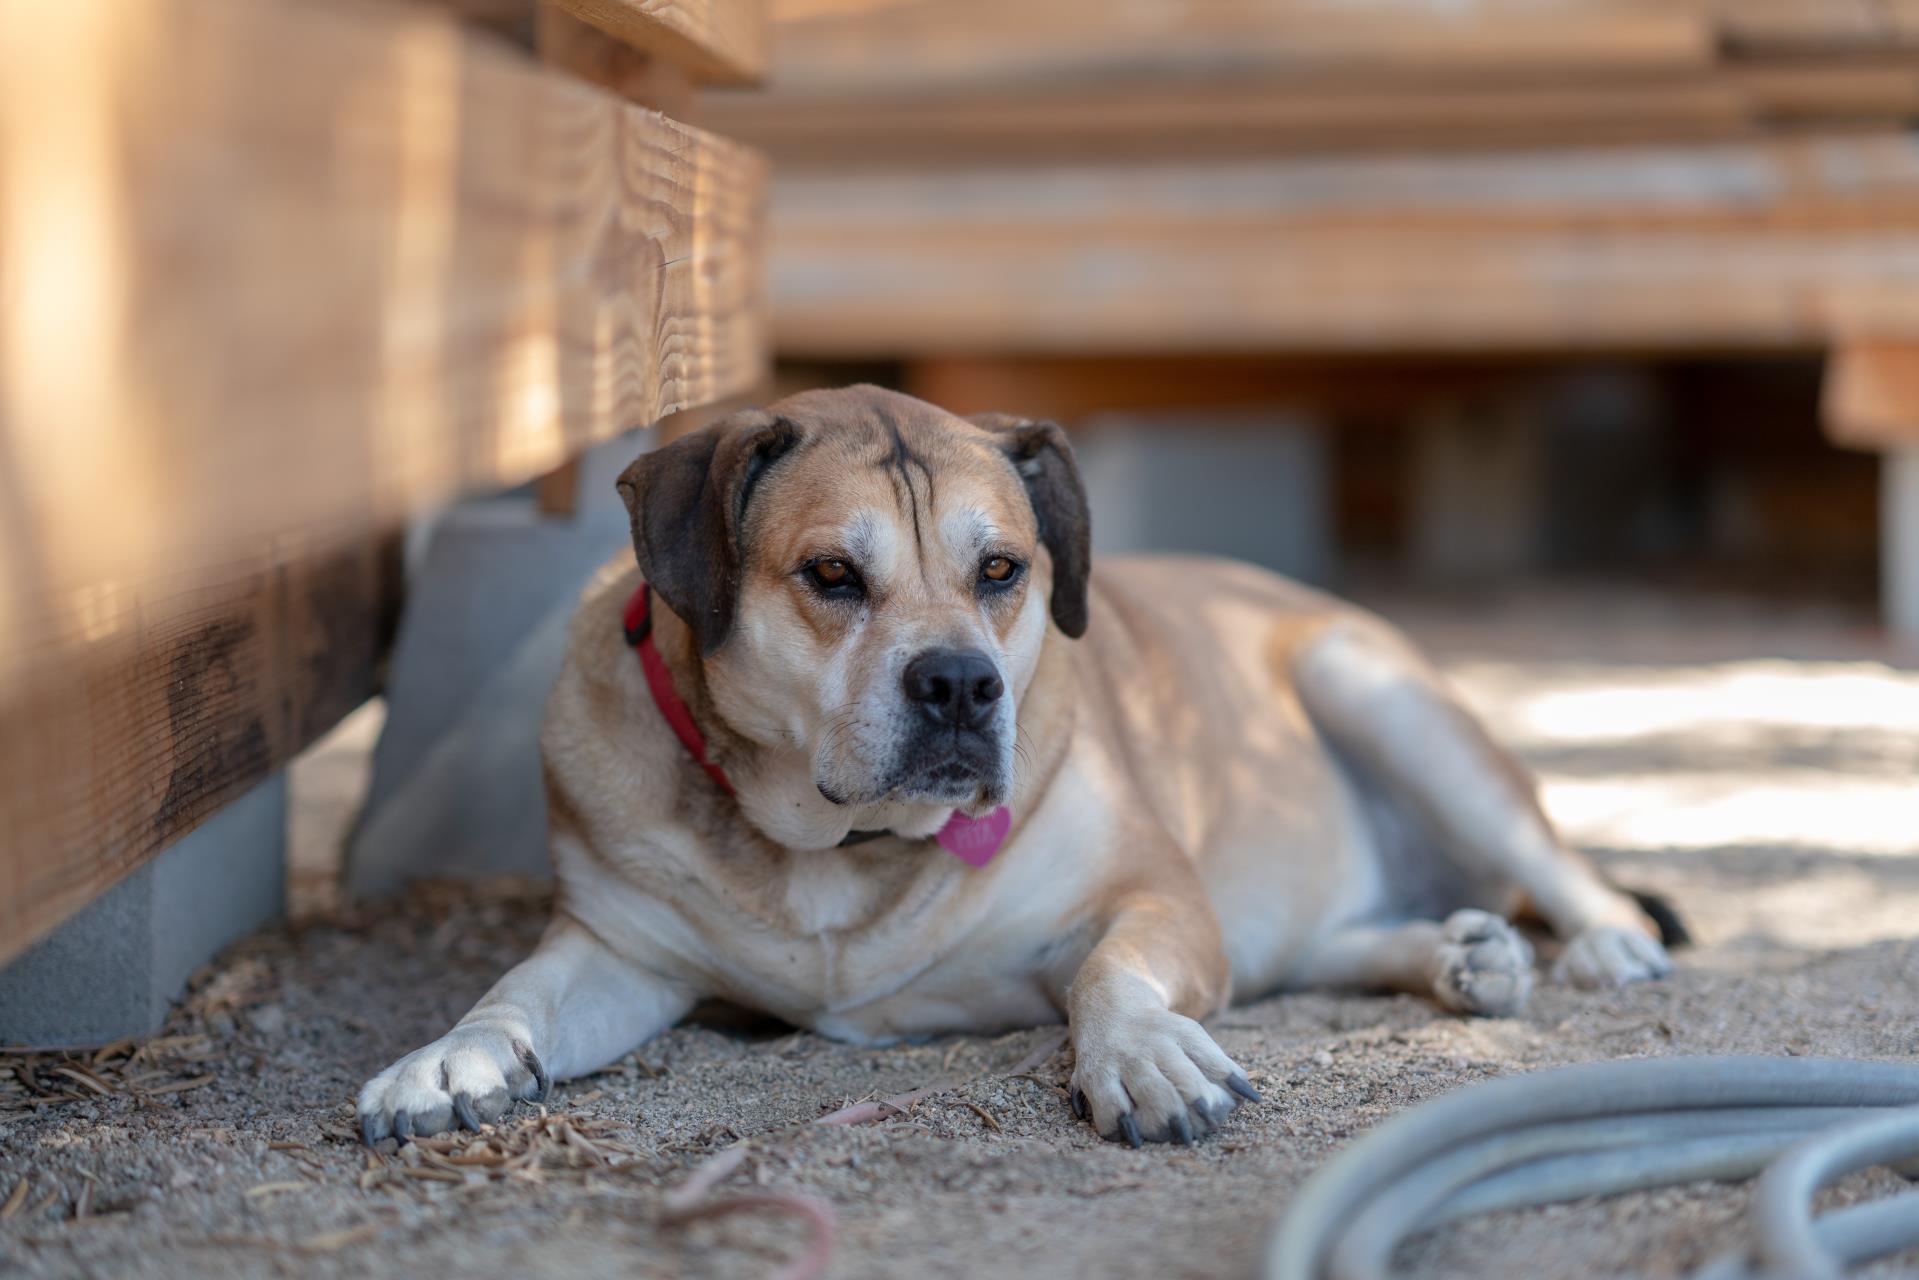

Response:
(1262, 1056), (1919, 1280)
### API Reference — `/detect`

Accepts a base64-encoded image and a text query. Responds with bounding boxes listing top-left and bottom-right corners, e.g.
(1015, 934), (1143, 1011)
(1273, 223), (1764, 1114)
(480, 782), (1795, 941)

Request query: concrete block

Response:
(1410, 401), (1543, 579)
(1074, 412), (1332, 584)
(345, 429), (650, 895)
(1886, 449), (1919, 637)
(0, 774), (287, 1045)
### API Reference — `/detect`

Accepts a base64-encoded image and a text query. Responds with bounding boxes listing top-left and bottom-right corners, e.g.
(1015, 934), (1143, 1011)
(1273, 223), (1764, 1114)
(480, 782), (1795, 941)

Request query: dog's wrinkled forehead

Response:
(744, 387), (1034, 561)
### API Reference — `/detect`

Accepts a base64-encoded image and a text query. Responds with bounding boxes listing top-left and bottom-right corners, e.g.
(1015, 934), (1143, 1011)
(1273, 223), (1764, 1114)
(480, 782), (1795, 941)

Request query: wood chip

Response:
(396, 1167), (462, 1184)
(51, 1066), (114, 1096)
(244, 1182), (309, 1199)
(144, 1075), (214, 1096)
(1, 1177), (29, 1220)
(266, 1141), (309, 1152)
(963, 1102), (1002, 1132)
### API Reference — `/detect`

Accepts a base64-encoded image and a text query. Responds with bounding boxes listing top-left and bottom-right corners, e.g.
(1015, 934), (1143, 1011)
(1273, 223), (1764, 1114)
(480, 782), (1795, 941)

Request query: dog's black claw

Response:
(1170, 1113), (1195, 1146)
(1071, 1089), (1088, 1121)
(514, 1039), (551, 1103)
(453, 1093), (483, 1133)
(1227, 1074), (1263, 1105)
(1119, 1113), (1142, 1149)
(392, 1111), (415, 1143)
(360, 1112), (382, 1146)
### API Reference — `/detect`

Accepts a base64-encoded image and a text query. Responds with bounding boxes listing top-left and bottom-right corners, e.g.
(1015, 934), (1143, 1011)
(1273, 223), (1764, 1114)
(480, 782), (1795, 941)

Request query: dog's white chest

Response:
(781, 851), (885, 933)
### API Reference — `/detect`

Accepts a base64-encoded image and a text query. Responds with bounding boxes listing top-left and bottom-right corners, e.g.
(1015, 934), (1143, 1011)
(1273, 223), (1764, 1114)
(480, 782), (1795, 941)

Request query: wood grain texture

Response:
(537, 2), (700, 115)
(0, 0), (767, 962)
(708, 0), (1919, 163)
(548, 0), (766, 84)
(762, 135), (1919, 356)
(711, 61), (1919, 167)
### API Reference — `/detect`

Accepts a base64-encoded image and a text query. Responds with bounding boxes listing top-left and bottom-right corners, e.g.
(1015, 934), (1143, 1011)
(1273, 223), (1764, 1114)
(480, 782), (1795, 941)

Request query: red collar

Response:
(623, 586), (736, 798)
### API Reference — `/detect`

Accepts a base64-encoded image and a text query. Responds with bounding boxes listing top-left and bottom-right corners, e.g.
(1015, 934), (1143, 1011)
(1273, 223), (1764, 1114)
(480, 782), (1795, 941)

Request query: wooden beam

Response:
(763, 137), (1919, 356)
(0, 0), (767, 961)
(903, 356), (1535, 422)
(0, 538), (403, 968)
(754, 3), (1716, 93)
(1824, 342), (1919, 448)
(536, 2), (701, 115)
(546, 0), (766, 85)
(710, 57), (1919, 167)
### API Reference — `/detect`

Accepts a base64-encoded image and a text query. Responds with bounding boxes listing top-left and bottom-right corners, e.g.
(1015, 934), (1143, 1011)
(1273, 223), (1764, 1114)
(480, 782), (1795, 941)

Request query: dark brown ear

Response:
(615, 410), (801, 654)
(969, 414), (1091, 638)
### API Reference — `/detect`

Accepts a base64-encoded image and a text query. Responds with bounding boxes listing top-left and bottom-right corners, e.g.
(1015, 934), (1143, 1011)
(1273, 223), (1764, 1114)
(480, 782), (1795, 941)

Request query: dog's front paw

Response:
(1553, 925), (1673, 990)
(357, 1024), (549, 1144)
(1070, 1007), (1257, 1148)
(1431, 909), (1534, 1017)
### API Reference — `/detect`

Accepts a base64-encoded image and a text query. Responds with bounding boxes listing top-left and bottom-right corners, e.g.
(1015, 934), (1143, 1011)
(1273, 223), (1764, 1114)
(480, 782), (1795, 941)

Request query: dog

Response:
(357, 385), (1676, 1147)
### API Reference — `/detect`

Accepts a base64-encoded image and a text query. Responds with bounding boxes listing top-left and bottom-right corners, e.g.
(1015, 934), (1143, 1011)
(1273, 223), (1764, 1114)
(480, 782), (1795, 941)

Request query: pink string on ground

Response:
(660, 1192), (839, 1280)
(660, 1029), (1070, 1277)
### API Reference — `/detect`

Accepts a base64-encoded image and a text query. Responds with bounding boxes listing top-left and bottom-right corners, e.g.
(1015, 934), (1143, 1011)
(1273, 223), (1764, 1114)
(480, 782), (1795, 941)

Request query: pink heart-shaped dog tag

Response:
(936, 806), (1011, 867)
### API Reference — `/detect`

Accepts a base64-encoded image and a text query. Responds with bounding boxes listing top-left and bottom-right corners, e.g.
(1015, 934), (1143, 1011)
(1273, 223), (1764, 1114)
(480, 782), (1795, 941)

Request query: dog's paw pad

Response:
(1432, 909), (1534, 1017)
(356, 1025), (547, 1145)
(1553, 925), (1673, 990)
(1071, 1007), (1253, 1146)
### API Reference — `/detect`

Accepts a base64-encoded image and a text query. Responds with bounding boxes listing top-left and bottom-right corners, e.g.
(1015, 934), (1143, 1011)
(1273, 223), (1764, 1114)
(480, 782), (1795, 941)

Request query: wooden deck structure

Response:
(704, 0), (1919, 625)
(0, 0), (769, 965)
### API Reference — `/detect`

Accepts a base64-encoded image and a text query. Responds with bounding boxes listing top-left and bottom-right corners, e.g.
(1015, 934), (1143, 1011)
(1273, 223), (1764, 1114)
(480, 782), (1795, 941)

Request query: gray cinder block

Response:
(1073, 412), (1332, 584)
(345, 429), (650, 895)
(0, 774), (287, 1045)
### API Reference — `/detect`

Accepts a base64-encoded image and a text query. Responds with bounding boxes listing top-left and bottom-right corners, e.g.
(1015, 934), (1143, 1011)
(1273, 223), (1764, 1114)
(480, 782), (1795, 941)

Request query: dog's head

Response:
(616, 386), (1089, 822)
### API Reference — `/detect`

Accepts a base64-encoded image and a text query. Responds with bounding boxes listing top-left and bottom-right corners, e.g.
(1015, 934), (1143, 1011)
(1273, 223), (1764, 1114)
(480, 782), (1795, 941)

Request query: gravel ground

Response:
(4, 643), (1918, 1280)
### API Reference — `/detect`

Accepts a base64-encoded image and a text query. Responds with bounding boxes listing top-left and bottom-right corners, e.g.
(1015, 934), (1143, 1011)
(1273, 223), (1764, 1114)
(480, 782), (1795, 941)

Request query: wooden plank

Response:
(537, 2), (699, 116)
(0, 0), (766, 962)
(904, 356), (1534, 422)
(751, 2), (1717, 94)
(1824, 342), (1919, 447)
(762, 136), (1919, 356)
(709, 76), (1760, 167)
(0, 538), (403, 968)
(707, 0), (1919, 163)
(547, 0), (766, 85)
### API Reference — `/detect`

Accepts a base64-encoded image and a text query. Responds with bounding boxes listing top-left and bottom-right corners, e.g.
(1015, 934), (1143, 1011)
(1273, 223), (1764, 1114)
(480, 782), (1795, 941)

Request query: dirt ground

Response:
(5, 606), (1919, 1279)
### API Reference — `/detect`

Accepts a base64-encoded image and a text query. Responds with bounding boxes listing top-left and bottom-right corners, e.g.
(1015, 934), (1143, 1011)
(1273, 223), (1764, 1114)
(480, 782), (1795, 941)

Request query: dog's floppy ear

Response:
(969, 414), (1091, 639)
(615, 410), (801, 655)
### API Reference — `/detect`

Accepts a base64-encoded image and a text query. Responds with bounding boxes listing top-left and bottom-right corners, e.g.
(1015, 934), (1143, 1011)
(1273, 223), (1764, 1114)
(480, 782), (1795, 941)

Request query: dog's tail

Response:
(1622, 886), (1692, 949)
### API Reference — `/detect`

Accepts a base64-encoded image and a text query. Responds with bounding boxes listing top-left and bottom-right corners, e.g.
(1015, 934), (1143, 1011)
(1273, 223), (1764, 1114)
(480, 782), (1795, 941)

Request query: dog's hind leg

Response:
(1293, 616), (1672, 990)
(1294, 910), (1536, 1016)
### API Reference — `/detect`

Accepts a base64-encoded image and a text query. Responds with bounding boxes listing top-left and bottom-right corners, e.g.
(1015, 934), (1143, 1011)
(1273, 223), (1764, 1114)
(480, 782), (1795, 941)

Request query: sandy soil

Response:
(4, 643), (1918, 1280)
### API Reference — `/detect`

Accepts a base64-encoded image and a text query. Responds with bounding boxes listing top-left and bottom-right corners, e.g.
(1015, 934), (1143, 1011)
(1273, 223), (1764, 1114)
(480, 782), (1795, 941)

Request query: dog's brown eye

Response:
(982, 556), (1015, 582)
(805, 558), (863, 597)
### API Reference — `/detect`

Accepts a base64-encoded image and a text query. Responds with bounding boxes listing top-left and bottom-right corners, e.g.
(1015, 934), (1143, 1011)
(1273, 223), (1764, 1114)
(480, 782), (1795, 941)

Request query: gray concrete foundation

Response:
(1887, 448), (1919, 637)
(0, 774), (287, 1046)
(345, 430), (650, 895)
(1075, 411), (1332, 584)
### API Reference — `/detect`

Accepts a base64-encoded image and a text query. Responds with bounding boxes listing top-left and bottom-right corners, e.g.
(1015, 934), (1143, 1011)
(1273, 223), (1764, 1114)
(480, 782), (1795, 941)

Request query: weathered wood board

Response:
(0, 0), (767, 962)
(548, 0), (767, 84)
(761, 136), (1919, 356)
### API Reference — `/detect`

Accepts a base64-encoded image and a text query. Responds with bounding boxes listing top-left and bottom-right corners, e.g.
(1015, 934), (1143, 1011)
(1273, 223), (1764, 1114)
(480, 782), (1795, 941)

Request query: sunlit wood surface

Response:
(550, 0), (768, 85)
(760, 137), (1919, 356)
(702, 0), (1919, 357)
(0, 0), (767, 964)
(713, 0), (1919, 162)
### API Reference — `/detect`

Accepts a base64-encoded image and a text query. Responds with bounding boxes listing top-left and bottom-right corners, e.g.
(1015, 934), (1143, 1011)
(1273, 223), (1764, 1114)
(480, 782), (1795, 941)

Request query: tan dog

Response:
(357, 386), (1674, 1147)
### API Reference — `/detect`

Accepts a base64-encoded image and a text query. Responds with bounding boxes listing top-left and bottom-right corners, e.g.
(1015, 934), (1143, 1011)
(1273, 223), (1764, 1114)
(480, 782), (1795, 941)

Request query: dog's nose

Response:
(902, 648), (1004, 729)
